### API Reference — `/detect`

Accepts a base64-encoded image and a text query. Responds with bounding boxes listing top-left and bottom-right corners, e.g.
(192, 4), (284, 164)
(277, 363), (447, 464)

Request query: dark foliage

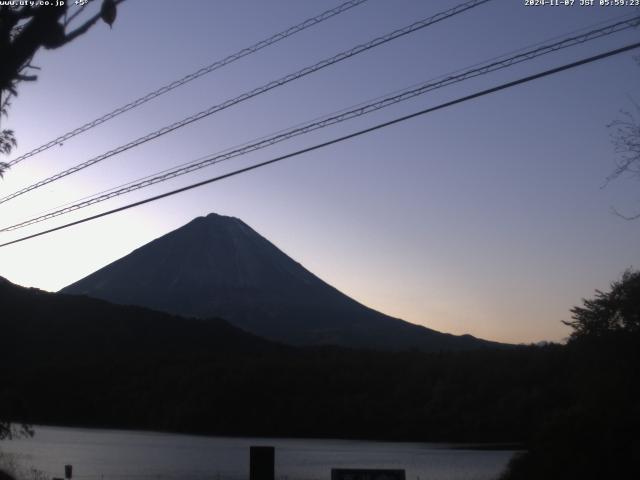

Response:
(0, 1), (124, 94)
(563, 269), (640, 338)
(0, 471), (16, 480)
(501, 271), (640, 479)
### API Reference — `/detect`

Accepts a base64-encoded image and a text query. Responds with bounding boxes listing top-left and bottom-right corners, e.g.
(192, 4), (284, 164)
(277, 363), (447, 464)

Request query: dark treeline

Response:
(1, 278), (560, 442)
(1, 273), (639, 478)
(501, 332), (640, 479)
(500, 270), (640, 479)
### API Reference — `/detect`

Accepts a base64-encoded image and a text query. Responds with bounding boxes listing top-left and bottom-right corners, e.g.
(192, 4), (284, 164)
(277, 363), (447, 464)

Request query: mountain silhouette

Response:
(1, 274), (279, 360)
(62, 213), (501, 351)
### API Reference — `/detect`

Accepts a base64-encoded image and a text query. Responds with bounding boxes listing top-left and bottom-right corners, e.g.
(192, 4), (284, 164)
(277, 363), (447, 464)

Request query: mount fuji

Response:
(62, 213), (501, 351)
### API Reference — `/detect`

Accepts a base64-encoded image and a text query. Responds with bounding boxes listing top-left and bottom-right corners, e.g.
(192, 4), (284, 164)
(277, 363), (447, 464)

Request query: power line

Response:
(32, 9), (639, 218)
(2, 40), (638, 249)
(5, 0), (370, 168)
(0, 0), (493, 206)
(3, 14), (638, 233)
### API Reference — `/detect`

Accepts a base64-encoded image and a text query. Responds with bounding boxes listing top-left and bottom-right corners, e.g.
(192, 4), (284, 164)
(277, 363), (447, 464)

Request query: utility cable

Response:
(0, 0), (492, 205)
(5, 0), (370, 167)
(2, 14), (638, 232)
(1, 40), (638, 249)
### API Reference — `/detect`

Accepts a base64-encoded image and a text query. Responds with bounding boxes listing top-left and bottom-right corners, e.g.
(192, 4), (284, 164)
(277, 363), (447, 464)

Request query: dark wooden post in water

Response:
(64, 465), (73, 480)
(250, 446), (274, 480)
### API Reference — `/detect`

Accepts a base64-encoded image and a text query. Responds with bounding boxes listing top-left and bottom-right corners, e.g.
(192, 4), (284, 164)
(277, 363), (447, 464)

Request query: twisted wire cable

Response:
(0, 0), (493, 205)
(6, 0), (370, 167)
(2, 14), (638, 233)
(2, 40), (639, 249)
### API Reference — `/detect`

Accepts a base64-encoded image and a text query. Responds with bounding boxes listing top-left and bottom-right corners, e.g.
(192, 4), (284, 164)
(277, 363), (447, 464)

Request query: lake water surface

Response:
(0, 426), (517, 480)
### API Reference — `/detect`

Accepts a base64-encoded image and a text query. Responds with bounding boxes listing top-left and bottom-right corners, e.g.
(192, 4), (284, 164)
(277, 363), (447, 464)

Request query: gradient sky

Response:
(1, 0), (639, 344)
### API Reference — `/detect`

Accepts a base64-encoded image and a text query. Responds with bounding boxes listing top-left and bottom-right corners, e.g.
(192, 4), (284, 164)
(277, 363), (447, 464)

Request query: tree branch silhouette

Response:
(0, 0), (125, 177)
(606, 56), (640, 219)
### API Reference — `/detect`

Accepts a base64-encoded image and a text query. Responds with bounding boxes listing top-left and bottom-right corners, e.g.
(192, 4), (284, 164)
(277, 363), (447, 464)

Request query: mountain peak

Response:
(185, 212), (255, 237)
(206, 212), (234, 220)
(199, 212), (240, 222)
(189, 211), (242, 226)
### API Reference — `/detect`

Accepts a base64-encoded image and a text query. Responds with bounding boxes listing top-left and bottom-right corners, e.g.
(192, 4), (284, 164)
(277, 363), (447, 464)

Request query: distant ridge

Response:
(62, 213), (503, 351)
(0, 273), (281, 362)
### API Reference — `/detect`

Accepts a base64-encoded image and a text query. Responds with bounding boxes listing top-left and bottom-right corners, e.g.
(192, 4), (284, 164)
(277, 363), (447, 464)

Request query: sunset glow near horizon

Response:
(0, 0), (638, 344)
